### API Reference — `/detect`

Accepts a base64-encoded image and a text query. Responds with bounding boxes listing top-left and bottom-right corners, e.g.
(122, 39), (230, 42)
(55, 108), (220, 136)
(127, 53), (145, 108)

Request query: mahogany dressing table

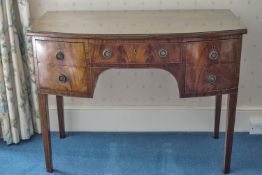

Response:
(27, 10), (247, 173)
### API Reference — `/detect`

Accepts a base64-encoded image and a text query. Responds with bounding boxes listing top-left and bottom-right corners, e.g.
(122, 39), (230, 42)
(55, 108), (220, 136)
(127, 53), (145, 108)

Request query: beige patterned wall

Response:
(28, 0), (262, 108)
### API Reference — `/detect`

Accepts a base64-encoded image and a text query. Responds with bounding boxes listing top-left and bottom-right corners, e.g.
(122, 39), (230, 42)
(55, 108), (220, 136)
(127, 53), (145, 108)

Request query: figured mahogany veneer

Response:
(89, 40), (181, 64)
(185, 38), (242, 65)
(38, 64), (90, 95)
(185, 64), (239, 95)
(33, 36), (243, 98)
(28, 10), (247, 174)
(35, 40), (87, 66)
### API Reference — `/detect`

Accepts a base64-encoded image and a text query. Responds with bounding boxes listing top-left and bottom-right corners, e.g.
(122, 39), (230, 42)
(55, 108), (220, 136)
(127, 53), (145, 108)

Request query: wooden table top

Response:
(29, 10), (246, 35)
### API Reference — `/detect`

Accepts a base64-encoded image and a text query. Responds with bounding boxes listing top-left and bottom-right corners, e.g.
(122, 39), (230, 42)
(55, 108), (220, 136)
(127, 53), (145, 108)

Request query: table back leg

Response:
(214, 95), (222, 139)
(56, 96), (65, 138)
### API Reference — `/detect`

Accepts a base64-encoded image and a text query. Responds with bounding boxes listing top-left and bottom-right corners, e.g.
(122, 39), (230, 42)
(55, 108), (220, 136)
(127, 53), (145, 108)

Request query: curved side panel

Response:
(164, 65), (186, 97)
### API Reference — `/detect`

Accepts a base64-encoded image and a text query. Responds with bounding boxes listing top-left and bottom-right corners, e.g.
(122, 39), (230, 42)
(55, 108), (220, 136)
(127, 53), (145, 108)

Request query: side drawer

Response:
(35, 40), (86, 66)
(185, 64), (239, 95)
(185, 39), (242, 66)
(38, 64), (88, 93)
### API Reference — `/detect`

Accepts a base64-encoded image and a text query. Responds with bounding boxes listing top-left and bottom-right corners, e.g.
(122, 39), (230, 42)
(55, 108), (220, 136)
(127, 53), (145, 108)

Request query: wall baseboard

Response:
(48, 106), (262, 132)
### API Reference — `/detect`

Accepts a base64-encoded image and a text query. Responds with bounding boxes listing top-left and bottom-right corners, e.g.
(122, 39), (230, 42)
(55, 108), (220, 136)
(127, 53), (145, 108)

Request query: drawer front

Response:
(185, 39), (242, 66)
(38, 64), (88, 93)
(185, 64), (239, 94)
(89, 41), (181, 64)
(126, 42), (181, 64)
(35, 40), (86, 66)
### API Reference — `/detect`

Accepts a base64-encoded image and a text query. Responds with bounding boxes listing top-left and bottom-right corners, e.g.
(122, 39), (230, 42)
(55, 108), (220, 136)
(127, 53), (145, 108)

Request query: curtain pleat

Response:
(0, 0), (40, 144)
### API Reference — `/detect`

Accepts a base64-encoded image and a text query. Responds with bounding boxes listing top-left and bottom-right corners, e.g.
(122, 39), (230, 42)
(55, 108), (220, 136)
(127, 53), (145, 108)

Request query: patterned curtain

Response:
(0, 0), (40, 144)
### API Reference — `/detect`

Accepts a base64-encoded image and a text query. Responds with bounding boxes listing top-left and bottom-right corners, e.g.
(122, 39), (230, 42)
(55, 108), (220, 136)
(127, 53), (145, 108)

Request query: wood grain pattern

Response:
(35, 40), (86, 66)
(185, 64), (239, 95)
(89, 40), (181, 64)
(38, 64), (89, 95)
(185, 38), (242, 66)
(32, 35), (243, 98)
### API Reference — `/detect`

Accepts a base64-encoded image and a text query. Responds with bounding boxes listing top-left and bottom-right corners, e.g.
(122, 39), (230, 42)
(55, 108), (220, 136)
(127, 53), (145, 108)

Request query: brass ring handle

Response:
(159, 48), (168, 58)
(58, 74), (67, 83)
(209, 50), (219, 61)
(133, 48), (137, 55)
(56, 51), (64, 60)
(207, 74), (217, 84)
(102, 49), (113, 58)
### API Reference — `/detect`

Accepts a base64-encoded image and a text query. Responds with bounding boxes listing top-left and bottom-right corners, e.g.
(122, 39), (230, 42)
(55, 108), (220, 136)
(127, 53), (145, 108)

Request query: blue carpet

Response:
(0, 132), (262, 175)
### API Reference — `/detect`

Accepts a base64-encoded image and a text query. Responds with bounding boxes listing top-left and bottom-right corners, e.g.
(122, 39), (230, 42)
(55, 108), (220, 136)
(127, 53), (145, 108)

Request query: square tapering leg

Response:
(38, 94), (53, 173)
(214, 95), (222, 139)
(224, 93), (238, 173)
(56, 96), (65, 139)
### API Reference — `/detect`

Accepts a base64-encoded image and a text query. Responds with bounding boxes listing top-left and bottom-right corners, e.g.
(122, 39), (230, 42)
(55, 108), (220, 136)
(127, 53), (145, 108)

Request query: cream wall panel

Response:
(47, 107), (260, 132)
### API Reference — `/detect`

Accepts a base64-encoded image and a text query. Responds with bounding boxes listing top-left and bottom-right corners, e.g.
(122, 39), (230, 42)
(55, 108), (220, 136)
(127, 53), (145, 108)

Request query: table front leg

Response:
(56, 96), (65, 139)
(214, 95), (222, 139)
(224, 93), (238, 173)
(38, 94), (53, 173)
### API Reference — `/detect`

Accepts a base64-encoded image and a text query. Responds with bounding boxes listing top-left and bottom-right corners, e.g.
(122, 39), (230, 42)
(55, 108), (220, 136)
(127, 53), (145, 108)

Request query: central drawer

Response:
(89, 40), (181, 64)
